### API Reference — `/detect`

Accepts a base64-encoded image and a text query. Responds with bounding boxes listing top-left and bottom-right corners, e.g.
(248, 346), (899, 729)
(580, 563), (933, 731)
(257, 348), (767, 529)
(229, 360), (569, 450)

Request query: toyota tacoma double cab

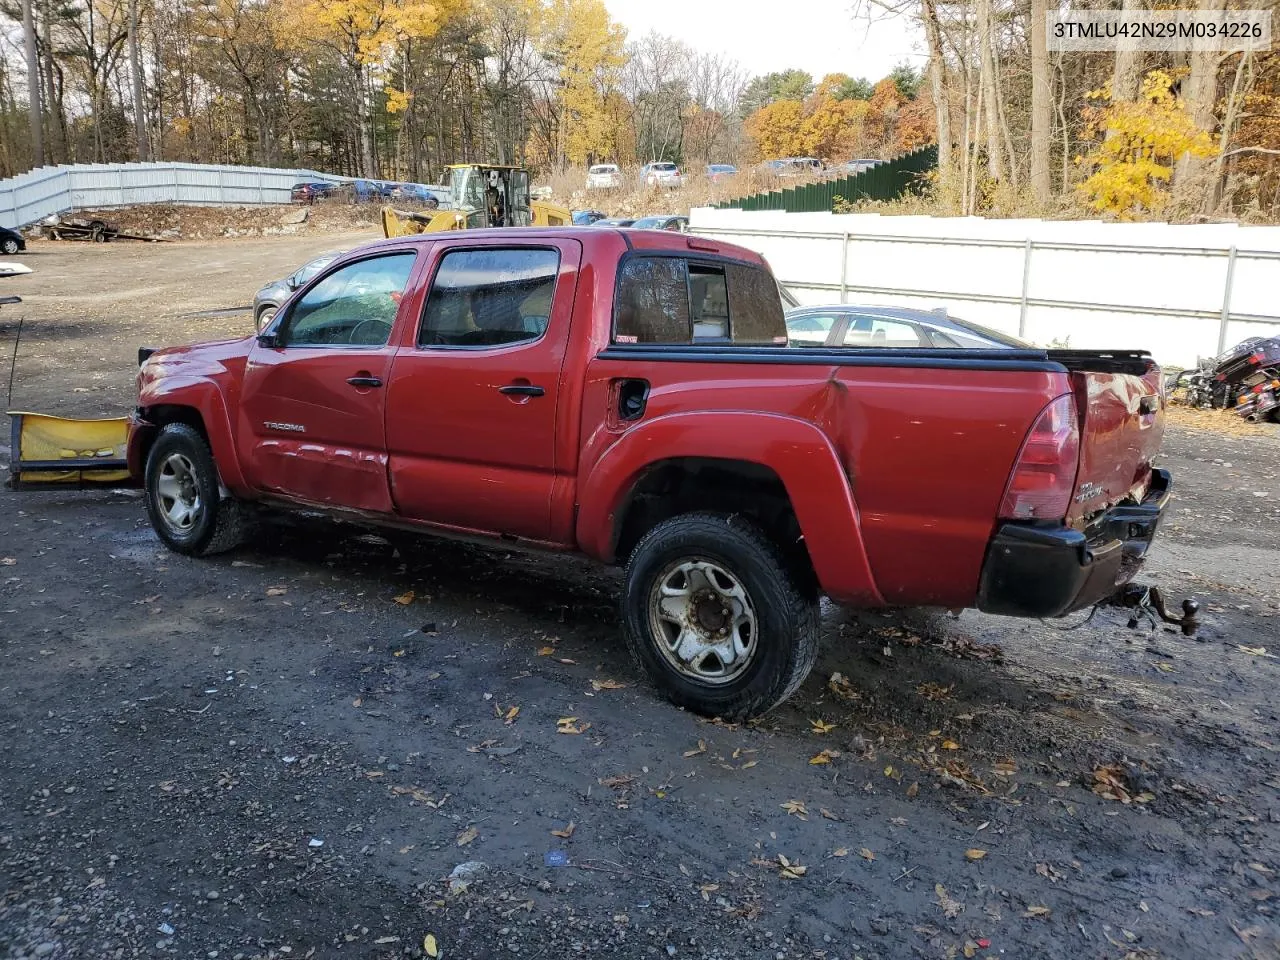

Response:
(128, 227), (1171, 719)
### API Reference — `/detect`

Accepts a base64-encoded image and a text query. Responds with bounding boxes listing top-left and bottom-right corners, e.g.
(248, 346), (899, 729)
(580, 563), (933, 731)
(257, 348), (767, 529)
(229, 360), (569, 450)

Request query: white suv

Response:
(586, 164), (622, 189)
(641, 162), (684, 188)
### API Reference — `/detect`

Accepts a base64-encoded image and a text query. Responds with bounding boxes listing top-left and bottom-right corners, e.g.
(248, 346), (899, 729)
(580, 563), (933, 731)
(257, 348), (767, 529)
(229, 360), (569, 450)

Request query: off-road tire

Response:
(144, 424), (249, 556)
(622, 512), (820, 721)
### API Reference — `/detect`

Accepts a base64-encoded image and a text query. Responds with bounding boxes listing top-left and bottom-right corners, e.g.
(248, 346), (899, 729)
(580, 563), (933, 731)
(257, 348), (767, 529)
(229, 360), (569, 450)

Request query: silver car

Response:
(641, 162), (684, 188)
(586, 164), (622, 189)
(252, 253), (341, 331)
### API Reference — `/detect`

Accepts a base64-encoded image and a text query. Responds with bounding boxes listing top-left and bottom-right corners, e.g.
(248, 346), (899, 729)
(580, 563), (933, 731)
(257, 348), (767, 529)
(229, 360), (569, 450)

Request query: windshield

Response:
(450, 166), (485, 212)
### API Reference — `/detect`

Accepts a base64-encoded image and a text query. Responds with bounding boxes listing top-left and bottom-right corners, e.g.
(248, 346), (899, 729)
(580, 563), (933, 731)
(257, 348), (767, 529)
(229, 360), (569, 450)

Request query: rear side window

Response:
(614, 256), (787, 346)
(615, 257), (690, 344)
(419, 247), (560, 348)
(726, 263), (786, 345)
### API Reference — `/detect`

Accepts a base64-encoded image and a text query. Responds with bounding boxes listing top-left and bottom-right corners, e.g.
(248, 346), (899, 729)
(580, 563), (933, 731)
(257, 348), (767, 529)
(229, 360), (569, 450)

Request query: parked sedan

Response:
(290, 181), (336, 203)
(0, 225), (25, 255)
(586, 164), (623, 189)
(640, 162), (684, 188)
(252, 252), (342, 331)
(706, 163), (737, 182)
(630, 215), (688, 232)
(785, 305), (1028, 349)
(571, 209), (608, 225)
(593, 217), (636, 227)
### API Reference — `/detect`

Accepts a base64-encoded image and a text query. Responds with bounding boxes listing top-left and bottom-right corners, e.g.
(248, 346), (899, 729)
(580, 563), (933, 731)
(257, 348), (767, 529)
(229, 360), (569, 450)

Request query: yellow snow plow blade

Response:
(6, 411), (132, 489)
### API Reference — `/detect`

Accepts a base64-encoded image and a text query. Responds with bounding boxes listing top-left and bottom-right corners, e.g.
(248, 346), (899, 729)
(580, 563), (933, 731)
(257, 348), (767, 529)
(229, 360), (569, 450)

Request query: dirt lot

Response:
(3, 235), (1280, 960)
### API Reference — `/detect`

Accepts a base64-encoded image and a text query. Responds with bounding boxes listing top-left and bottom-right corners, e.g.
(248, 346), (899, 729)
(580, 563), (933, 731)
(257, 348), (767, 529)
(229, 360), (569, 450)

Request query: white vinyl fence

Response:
(0, 162), (345, 230)
(689, 208), (1280, 369)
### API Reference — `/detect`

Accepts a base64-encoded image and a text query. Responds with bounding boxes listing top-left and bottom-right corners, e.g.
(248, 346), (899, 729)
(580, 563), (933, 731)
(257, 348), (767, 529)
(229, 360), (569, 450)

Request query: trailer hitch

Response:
(1104, 583), (1200, 637)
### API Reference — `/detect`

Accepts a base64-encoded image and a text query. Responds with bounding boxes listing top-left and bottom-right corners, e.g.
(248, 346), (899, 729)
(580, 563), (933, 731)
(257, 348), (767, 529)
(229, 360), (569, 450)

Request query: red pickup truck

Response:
(128, 227), (1170, 719)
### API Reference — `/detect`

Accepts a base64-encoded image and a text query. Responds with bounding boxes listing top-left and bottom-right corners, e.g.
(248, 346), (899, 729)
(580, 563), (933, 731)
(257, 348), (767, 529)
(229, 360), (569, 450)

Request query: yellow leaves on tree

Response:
(546, 0), (626, 164)
(1077, 70), (1217, 219)
(744, 74), (925, 163)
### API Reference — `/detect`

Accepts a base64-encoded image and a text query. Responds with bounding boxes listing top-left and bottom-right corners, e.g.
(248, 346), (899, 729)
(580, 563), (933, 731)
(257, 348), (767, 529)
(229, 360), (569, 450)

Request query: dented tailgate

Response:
(1065, 361), (1165, 526)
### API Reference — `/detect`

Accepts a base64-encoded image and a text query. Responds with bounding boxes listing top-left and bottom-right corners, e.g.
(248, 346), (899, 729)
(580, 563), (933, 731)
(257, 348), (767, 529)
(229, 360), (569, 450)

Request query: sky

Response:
(603, 0), (927, 84)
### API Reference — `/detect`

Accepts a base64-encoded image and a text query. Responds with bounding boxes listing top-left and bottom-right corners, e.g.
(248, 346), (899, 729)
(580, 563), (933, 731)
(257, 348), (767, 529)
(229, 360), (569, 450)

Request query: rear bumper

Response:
(977, 468), (1172, 618)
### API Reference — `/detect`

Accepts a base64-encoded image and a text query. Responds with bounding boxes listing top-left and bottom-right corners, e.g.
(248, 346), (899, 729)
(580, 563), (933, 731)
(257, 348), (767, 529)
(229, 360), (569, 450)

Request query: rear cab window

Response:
(613, 254), (786, 346)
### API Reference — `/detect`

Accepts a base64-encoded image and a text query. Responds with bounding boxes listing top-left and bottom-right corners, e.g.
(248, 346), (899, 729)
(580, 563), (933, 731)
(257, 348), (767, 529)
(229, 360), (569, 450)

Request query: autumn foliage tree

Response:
(1077, 71), (1216, 219)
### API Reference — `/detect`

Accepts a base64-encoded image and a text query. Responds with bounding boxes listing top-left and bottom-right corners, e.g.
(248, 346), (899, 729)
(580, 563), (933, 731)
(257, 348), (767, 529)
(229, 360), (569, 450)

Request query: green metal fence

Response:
(715, 145), (938, 212)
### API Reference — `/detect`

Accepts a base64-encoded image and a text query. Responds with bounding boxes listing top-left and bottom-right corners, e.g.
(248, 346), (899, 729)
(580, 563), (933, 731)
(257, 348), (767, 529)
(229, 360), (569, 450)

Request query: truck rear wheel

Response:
(144, 424), (248, 556)
(622, 512), (820, 721)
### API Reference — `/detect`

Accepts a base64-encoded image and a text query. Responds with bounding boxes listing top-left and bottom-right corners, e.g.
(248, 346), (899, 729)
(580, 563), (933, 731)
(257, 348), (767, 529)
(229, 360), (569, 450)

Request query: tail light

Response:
(999, 395), (1080, 521)
(1249, 353), (1262, 365)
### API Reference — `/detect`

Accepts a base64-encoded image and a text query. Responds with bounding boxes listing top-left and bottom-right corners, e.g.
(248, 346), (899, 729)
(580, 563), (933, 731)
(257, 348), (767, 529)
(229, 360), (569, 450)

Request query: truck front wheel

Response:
(622, 512), (820, 721)
(144, 424), (248, 556)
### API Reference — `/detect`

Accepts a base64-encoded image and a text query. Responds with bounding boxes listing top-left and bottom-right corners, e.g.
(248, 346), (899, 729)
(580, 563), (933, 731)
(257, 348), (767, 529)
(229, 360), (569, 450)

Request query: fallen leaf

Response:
(456, 827), (478, 847)
(819, 807), (842, 821)
(777, 854), (807, 879)
(424, 934), (439, 958)
(810, 718), (836, 734)
(1238, 645), (1271, 657)
(906, 782), (920, 798)
(0, 558), (16, 566)
(392, 590), (415, 605)
(859, 847), (876, 861)
(832, 847), (849, 857)
(698, 883), (719, 901)
(935, 883), (964, 918)
(352, 697), (363, 708)
(374, 936), (400, 945)
(809, 749), (840, 765)
(1188, 906), (1215, 917)
(917, 682), (954, 701)
(591, 679), (627, 691)
(683, 740), (708, 758)
(942, 740), (960, 750)
(266, 586), (287, 597)
(537, 646), (555, 656)
(556, 717), (590, 735)
(828, 672), (860, 701)
(965, 848), (987, 861)
(780, 799), (808, 819)
(503, 706), (520, 724)
(550, 821), (575, 839)
(1023, 905), (1051, 918)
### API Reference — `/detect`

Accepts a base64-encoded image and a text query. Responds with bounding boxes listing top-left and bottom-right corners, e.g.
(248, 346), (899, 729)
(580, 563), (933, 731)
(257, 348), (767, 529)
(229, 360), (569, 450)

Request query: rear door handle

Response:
(498, 384), (545, 397)
(347, 376), (383, 388)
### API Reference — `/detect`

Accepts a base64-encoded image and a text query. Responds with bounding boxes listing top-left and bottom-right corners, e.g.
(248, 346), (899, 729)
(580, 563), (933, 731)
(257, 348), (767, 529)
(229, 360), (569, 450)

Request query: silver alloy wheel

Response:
(649, 558), (759, 685)
(155, 452), (202, 533)
(1, 239), (17, 255)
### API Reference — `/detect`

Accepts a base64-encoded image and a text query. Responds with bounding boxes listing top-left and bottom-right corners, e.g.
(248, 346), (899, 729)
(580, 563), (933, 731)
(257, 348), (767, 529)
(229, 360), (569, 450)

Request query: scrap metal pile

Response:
(1166, 337), (1280, 423)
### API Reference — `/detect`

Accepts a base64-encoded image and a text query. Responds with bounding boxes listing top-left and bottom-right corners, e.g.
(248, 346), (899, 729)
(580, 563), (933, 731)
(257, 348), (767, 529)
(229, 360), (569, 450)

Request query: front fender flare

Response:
(577, 411), (883, 606)
(139, 378), (247, 493)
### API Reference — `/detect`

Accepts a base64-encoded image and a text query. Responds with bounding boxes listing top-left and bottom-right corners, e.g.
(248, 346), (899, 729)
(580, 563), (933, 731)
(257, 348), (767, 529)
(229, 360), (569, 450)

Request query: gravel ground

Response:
(3, 236), (1280, 960)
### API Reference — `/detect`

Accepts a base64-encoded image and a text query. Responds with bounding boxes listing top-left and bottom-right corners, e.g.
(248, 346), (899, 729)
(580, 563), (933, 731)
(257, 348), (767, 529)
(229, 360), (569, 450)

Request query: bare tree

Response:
(1029, 0), (1050, 201)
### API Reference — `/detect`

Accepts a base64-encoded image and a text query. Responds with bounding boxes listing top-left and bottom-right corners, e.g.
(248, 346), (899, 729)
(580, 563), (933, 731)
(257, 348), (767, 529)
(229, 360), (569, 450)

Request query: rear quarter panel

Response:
(579, 356), (1068, 608)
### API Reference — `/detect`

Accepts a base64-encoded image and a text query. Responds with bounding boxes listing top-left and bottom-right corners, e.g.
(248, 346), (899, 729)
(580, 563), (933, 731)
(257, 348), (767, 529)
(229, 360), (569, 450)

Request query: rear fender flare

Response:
(577, 411), (883, 606)
(140, 379), (247, 493)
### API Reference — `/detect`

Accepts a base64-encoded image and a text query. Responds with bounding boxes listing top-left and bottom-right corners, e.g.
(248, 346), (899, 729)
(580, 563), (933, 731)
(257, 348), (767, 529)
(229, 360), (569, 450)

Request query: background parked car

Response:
(593, 217), (636, 227)
(630, 215), (688, 232)
(290, 181), (336, 203)
(784, 305), (1029, 349)
(253, 252), (342, 331)
(706, 163), (738, 182)
(841, 158), (883, 175)
(0, 225), (25, 255)
(641, 162), (684, 188)
(571, 209), (608, 225)
(395, 183), (450, 207)
(586, 164), (623, 189)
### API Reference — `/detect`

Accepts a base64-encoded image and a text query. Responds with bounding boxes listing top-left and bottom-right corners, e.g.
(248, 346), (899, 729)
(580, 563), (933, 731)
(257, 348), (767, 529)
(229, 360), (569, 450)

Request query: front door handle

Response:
(498, 384), (545, 397)
(347, 375), (383, 388)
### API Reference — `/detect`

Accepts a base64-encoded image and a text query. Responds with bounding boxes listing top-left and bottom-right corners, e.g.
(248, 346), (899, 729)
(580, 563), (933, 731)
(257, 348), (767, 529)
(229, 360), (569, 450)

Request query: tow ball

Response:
(1104, 583), (1200, 637)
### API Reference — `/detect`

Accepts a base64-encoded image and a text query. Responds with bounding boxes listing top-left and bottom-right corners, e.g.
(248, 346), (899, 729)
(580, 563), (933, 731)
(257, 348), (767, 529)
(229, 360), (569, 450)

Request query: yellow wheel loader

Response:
(382, 164), (570, 238)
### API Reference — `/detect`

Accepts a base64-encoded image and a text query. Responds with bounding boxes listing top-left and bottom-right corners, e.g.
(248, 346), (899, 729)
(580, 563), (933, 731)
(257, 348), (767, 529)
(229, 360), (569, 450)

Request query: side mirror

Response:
(286, 275), (300, 291)
(256, 332), (281, 348)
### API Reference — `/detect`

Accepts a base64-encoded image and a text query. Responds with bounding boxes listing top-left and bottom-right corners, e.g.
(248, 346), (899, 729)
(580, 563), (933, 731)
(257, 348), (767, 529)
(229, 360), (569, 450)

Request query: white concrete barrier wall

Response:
(0, 162), (343, 230)
(688, 208), (1280, 368)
